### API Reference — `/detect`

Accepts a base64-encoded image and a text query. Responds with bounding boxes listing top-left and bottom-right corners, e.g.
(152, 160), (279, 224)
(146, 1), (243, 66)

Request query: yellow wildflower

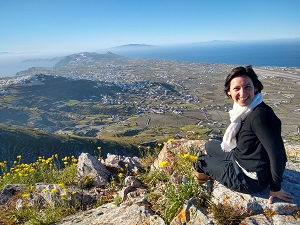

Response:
(182, 154), (198, 162)
(168, 138), (174, 142)
(118, 173), (124, 178)
(182, 153), (189, 159)
(58, 183), (64, 187)
(17, 155), (22, 159)
(22, 193), (30, 198)
(42, 189), (48, 193)
(188, 155), (198, 162)
(51, 188), (59, 194)
(159, 161), (168, 167)
(62, 156), (68, 162)
(60, 194), (68, 199)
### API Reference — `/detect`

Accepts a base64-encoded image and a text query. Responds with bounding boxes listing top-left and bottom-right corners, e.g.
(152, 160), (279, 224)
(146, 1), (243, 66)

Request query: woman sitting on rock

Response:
(194, 65), (293, 204)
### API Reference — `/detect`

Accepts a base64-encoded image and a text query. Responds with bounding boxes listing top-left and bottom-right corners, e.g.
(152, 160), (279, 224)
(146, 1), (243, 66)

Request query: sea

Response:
(1, 39), (300, 78)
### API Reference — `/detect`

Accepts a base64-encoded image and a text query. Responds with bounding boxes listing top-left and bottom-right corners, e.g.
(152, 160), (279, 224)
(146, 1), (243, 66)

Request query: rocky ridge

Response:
(55, 52), (126, 67)
(1, 139), (299, 224)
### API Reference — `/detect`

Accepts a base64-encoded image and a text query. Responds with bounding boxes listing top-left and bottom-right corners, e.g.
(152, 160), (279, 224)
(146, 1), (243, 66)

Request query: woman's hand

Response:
(268, 189), (293, 204)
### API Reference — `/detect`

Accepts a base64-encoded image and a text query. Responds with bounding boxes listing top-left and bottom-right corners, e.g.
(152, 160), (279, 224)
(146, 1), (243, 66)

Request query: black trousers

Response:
(195, 140), (267, 194)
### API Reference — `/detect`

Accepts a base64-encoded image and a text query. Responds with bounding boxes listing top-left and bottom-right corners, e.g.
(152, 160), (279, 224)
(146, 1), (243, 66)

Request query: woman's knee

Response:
(194, 154), (207, 173)
(205, 140), (222, 155)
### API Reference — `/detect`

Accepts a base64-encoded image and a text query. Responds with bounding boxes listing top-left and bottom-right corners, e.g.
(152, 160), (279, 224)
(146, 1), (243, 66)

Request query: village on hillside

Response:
(0, 55), (299, 144)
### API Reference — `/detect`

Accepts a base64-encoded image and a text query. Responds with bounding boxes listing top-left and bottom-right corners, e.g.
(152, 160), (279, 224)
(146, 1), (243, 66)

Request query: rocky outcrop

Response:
(77, 153), (111, 187)
(55, 202), (166, 225)
(54, 140), (300, 224)
(0, 184), (25, 205)
(211, 165), (300, 214)
(151, 139), (206, 171)
(102, 152), (141, 175)
(1, 139), (299, 224)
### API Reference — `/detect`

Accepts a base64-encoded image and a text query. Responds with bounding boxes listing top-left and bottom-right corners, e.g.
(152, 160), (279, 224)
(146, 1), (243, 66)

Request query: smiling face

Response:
(227, 75), (258, 106)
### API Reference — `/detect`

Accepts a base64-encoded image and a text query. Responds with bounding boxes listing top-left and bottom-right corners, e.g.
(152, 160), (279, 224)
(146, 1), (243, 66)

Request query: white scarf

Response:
(221, 93), (263, 151)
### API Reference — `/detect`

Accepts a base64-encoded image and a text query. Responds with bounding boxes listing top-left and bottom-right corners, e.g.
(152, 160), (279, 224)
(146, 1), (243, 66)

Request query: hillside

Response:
(55, 52), (127, 66)
(0, 52), (299, 166)
(0, 123), (138, 168)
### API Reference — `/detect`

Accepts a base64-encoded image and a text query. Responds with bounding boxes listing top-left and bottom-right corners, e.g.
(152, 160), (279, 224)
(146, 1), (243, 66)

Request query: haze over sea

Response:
(1, 39), (300, 78)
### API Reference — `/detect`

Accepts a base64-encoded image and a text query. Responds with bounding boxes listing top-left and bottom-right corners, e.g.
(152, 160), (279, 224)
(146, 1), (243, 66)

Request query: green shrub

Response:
(209, 203), (250, 225)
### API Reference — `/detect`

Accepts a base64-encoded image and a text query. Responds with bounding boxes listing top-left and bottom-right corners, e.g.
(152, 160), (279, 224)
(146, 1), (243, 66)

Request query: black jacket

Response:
(233, 102), (287, 192)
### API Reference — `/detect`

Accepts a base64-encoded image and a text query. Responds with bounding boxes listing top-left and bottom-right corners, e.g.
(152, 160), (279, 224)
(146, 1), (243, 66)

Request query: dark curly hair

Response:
(224, 65), (264, 97)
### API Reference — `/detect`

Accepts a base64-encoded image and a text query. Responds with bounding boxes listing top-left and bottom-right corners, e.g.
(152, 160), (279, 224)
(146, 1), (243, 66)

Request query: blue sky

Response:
(1, 0), (300, 53)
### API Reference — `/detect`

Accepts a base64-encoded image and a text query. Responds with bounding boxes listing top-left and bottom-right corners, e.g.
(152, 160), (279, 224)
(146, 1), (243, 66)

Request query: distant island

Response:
(114, 44), (158, 48)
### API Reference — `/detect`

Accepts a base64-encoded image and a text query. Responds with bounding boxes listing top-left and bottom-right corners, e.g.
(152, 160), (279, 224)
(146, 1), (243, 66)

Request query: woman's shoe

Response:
(206, 177), (214, 194)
